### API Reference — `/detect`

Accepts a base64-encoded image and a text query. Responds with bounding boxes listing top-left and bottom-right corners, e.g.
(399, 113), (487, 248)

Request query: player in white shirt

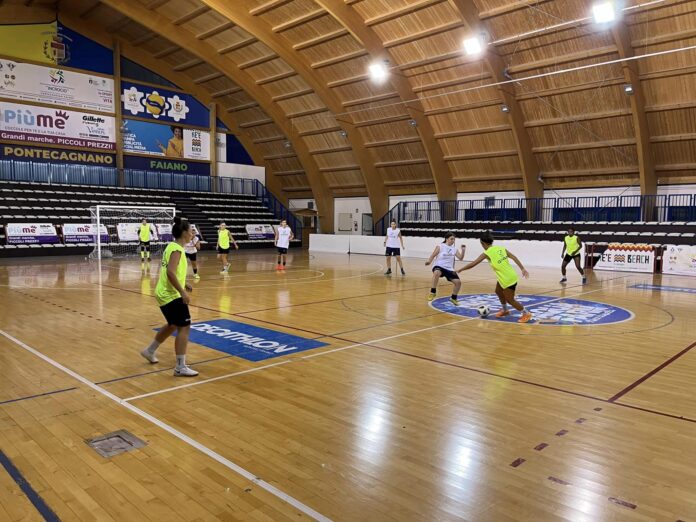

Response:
(384, 220), (406, 276)
(424, 232), (466, 305)
(184, 232), (201, 279)
(275, 219), (294, 271)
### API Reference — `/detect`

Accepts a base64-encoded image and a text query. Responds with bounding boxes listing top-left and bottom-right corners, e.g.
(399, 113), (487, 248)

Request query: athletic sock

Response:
(193, 268), (198, 274)
(146, 339), (161, 355)
(430, 288), (436, 294)
(283, 261), (286, 266)
(176, 354), (186, 368)
(451, 294), (457, 300)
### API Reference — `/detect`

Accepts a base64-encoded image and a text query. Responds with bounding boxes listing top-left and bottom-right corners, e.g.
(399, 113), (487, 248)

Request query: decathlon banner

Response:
(6, 223), (60, 244)
(121, 81), (209, 127)
(0, 102), (115, 150)
(0, 59), (114, 112)
(595, 243), (654, 273)
(62, 223), (108, 244)
(122, 119), (210, 160)
(663, 244), (696, 277)
(0, 143), (115, 166)
(246, 224), (275, 240)
(116, 223), (158, 242)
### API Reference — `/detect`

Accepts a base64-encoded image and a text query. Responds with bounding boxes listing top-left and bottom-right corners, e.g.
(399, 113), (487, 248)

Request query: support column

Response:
(113, 40), (124, 187)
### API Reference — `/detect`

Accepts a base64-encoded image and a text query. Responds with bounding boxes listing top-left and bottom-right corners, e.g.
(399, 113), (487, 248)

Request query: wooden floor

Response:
(0, 250), (695, 521)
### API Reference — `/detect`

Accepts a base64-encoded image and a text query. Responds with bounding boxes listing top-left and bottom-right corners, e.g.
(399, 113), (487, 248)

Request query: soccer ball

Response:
(476, 305), (490, 317)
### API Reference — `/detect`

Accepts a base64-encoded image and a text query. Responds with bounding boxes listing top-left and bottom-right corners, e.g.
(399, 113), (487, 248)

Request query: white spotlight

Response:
(463, 36), (484, 56)
(623, 84), (634, 95)
(592, 1), (616, 24)
(368, 62), (389, 83)
(501, 104), (510, 113)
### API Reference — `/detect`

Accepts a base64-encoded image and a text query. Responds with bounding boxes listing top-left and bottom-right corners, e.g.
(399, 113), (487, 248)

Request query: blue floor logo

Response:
(431, 294), (634, 326)
(184, 319), (328, 361)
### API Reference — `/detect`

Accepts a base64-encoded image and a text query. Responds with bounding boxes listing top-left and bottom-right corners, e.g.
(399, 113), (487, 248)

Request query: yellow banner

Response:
(0, 21), (61, 64)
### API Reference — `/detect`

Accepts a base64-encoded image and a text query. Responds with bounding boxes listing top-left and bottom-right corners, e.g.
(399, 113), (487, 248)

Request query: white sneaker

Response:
(174, 366), (199, 377)
(194, 273), (200, 279)
(140, 349), (158, 364)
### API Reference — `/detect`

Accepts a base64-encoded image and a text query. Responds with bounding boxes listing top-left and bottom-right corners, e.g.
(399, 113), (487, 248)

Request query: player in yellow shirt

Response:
(138, 218), (155, 269)
(560, 226), (587, 285)
(140, 217), (198, 377)
(457, 232), (533, 323)
(216, 222), (238, 274)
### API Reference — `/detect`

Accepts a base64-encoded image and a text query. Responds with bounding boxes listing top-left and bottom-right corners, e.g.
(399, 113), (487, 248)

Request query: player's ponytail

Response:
(172, 216), (190, 239)
(480, 231), (494, 246)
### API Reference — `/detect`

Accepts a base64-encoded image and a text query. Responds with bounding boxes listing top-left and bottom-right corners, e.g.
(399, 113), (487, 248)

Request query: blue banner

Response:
(123, 154), (210, 175)
(0, 143), (115, 166)
(226, 134), (254, 165)
(122, 119), (178, 157)
(57, 22), (114, 75)
(121, 81), (209, 127)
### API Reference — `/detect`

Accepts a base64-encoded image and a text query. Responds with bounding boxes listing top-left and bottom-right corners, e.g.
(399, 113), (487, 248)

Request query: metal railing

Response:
(375, 195), (696, 235)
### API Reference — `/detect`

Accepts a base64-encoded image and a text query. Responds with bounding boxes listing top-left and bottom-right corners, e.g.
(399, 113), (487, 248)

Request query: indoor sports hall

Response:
(0, 0), (695, 521)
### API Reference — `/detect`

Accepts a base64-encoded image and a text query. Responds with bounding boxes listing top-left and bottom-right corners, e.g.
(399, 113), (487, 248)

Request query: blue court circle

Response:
(431, 294), (634, 326)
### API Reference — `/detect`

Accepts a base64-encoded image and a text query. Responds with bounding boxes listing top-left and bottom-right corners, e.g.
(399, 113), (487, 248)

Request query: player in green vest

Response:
(140, 217), (198, 377)
(560, 227), (587, 284)
(216, 222), (239, 274)
(138, 218), (155, 269)
(457, 232), (533, 323)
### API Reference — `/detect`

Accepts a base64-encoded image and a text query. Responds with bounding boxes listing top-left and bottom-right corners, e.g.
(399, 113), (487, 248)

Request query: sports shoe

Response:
(193, 273), (200, 279)
(401, 269), (406, 275)
(220, 269), (227, 274)
(449, 298), (459, 306)
(174, 366), (199, 377)
(140, 349), (158, 364)
(276, 264), (282, 271)
(495, 310), (510, 318)
(427, 292), (436, 301)
(280, 265), (286, 271)
(559, 277), (567, 284)
(518, 312), (533, 323)
(385, 269), (392, 275)
(582, 276), (587, 284)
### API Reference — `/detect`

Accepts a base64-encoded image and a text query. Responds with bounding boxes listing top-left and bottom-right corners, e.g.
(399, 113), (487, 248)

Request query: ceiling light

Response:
(339, 130), (348, 138)
(463, 36), (484, 56)
(408, 119), (417, 127)
(368, 62), (389, 83)
(623, 84), (634, 95)
(592, 1), (616, 24)
(501, 104), (510, 113)
(284, 141), (292, 149)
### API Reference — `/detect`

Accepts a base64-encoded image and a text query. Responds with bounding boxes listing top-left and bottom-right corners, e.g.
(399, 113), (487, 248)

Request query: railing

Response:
(375, 195), (696, 235)
(0, 160), (119, 187)
(252, 180), (303, 240)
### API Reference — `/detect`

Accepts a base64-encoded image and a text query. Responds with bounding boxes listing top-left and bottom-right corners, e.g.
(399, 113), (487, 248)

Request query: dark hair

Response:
(443, 232), (455, 242)
(390, 220), (397, 224)
(170, 125), (183, 134)
(172, 216), (190, 239)
(280, 218), (287, 224)
(480, 232), (494, 245)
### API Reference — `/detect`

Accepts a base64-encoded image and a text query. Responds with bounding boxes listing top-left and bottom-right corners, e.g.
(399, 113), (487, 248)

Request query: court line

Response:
(123, 284), (616, 402)
(0, 450), (60, 522)
(608, 339), (696, 402)
(0, 328), (331, 522)
(0, 387), (77, 406)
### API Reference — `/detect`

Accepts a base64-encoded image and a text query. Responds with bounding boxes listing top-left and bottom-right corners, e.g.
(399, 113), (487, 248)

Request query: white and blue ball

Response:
(476, 305), (491, 317)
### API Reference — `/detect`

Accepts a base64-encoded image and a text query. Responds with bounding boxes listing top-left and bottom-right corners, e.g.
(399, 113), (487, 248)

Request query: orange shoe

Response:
(276, 264), (282, 271)
(279, 265), (286, 271)
(495, 310), (510, 318)
(518, 312), (533, 323)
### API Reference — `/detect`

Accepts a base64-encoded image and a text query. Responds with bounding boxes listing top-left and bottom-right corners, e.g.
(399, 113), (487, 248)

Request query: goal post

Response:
(89, 205), (177, 260)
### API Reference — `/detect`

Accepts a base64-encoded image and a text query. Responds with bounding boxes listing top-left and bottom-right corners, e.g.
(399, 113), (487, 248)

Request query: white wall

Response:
(217, 163), (265, 185)
(334, 197), (371, 235)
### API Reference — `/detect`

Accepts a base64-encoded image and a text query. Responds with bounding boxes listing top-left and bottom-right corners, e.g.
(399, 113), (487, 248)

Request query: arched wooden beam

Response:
(99, 0), (334, 231)
(200, 0), (388, 222)
(448, 0), (543, 201)
(611, 21), (656, 195)
(315, 0), (457, 204)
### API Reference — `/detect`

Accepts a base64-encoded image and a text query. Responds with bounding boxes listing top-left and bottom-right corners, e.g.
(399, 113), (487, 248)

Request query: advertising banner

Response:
(117, 223), (159, 242)
(123, 154), (210, 176)
(6, 223), (60, 244)
(156, 223), (173, 242)
(121, 119), (209, 160)
(663, 244), (696, 277)
(0, 102), (116, 150)
(0, 143), (115, 166)
(121, 81), (209, 127)
(594, 243), (654, 273)
(62, 223), (108, 244)
(245, 224), (275, 240)
(0, 59), (114, 112)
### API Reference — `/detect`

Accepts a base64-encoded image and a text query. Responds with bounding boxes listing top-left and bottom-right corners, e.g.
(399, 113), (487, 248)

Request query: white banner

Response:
(184, 128), (210, 160)
(117, 223), (159, 242)
(6, 223), (59, 244)
(62, 223), (108, 244)
(216, 133), (226, 162)
(0, 59), (114, 112)
(663, 244), (696, 277)
(595, 243), (654, 273)
(0, 102), (116, 150)
(156, 223), (173, 241)
(246, 224), (274, 240)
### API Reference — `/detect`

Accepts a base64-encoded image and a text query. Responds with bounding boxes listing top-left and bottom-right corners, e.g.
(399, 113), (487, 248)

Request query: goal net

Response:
(89, 205), (177, 260)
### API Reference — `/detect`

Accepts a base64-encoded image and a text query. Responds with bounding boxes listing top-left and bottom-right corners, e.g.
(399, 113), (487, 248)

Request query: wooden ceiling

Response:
(4, 0), (696, 221)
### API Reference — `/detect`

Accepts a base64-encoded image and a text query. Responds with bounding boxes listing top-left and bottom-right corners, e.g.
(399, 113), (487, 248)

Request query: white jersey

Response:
(184, 236), (200, 254)
(434, 243), (457, 271)
(276, 226), (292, 248)
(386, 228), (401, 248)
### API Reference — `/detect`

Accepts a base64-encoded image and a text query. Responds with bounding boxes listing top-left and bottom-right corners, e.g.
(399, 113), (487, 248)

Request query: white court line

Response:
(0, 328), (331, 522)
(123, 283), (618, 402)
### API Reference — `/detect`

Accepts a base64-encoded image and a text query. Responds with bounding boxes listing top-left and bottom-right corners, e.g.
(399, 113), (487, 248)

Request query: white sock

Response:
(176, 354), (186, 368)
(146, 340), (161, 355)
(502, 303), (508, 311)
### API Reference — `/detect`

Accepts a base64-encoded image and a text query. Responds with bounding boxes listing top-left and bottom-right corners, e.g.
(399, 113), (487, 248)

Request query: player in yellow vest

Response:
(138, 218), (155, 269)
(216, 222), (238, 274)
(458, 232), (533, 323)
(560, 227), (587, 284)
(141, 217), (198, 376)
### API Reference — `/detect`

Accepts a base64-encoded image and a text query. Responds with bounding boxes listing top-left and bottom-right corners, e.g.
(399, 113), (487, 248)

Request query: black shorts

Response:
(185, 252), (197, 261)
(217, 246), (230, 254)
(139, 241), (150, 248)
(277, 247), (288, 254)
(385, 247), (401, 257)
(564, 252), (581, 263)
(433, 266), (459, 282)
(159, 298), (191, 327)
